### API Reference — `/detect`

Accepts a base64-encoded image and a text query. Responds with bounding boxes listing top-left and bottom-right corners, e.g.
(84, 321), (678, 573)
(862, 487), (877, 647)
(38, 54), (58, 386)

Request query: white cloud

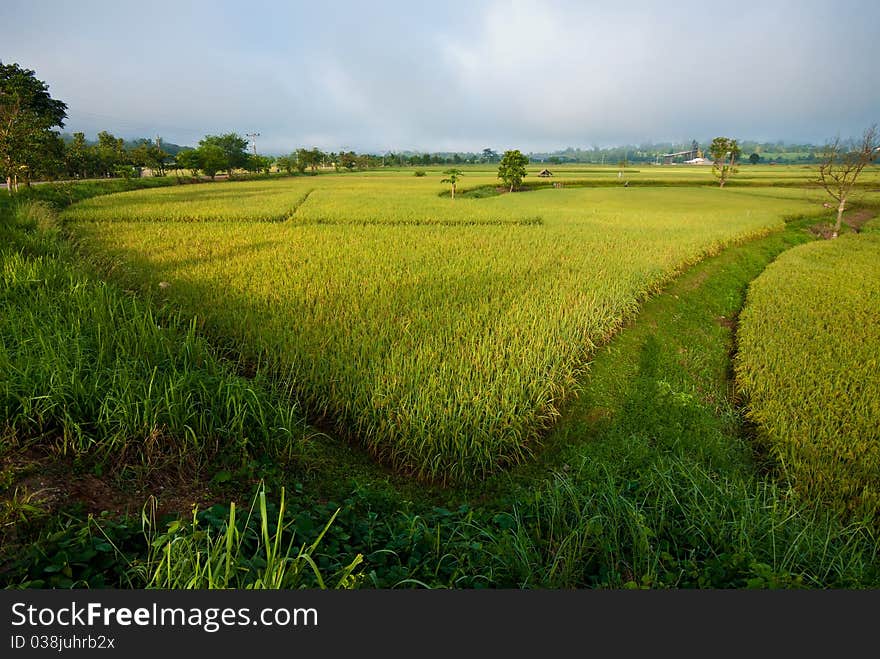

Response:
(1, 0), (877, 151)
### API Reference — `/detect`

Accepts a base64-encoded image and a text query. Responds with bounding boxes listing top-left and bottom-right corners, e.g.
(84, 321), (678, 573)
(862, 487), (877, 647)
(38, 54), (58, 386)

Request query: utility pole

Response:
(246, 132), (260, 156)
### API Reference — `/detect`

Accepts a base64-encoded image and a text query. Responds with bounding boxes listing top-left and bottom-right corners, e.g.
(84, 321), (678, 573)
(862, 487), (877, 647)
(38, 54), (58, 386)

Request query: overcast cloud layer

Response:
(2, 0), (878, 153)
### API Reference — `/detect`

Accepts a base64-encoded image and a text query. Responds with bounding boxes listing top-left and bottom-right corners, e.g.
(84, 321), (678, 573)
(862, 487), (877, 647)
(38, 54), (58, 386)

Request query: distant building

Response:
(660, 140), (701, 164)
(538, 168), (553, 177)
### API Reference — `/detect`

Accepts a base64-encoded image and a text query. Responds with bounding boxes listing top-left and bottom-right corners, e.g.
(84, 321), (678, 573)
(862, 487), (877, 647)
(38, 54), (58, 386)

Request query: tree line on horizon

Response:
(3, 60), (875, 192)
(4, 129), (836, 188)
(531, 142), (829, 166)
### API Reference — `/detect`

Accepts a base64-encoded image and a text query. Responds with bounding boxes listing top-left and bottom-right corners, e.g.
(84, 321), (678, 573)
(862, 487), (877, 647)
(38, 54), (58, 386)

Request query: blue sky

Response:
(2, 0), (878, 153)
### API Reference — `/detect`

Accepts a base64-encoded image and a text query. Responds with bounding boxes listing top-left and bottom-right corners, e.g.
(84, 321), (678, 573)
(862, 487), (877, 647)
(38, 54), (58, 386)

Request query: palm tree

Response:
(441, 168), (463, 200)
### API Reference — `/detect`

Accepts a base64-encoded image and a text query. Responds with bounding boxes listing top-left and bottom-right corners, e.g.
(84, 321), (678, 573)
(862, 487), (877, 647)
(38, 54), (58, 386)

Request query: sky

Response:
(2, 0), (878, 154)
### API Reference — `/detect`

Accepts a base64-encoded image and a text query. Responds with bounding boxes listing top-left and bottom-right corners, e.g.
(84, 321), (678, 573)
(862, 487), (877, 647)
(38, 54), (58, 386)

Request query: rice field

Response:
(67, 172), (824, 482)
(61, 182), (314, 223)
(735, 223), (880, 517)
(62, 164), (868, 225)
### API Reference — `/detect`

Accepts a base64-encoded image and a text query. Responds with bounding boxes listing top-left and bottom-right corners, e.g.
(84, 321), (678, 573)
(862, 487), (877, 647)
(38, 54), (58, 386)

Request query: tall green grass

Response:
(1, 198), (312, 467)
(486, 460), (878, 588)
(138, 485), (363, 589)
(5, 485), (364, 589)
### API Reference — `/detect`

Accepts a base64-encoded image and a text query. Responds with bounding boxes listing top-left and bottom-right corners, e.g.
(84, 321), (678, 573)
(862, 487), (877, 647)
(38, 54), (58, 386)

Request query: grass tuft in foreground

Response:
(137, 484), (363, 589)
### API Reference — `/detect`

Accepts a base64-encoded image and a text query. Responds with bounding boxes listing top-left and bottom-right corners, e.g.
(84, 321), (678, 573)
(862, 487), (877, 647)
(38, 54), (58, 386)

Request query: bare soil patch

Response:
(1, 448), (219, 521)
(843, 209), (876, 232)
(810, 209), (876, 239)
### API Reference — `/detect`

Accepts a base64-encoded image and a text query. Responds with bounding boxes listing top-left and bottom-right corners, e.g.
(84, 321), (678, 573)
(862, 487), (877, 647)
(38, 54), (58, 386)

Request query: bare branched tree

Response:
(817, 125), (879, 238)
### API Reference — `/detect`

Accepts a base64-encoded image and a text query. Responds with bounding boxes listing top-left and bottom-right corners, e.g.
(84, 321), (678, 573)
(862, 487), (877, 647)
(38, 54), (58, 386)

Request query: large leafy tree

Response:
(497, 149), (529, 192)
(65, 132), (98, 179)
(197, 143), (228, 180)
(275, 153), (297, 174)
(1, 62), (68, 191)
(96, 130), (127, 176)
(247, 154), (273, 175)
(175, 148), (202, 177)
(130, 139), (169, 176)
(176, 144), (227, 180)
(709, 137), (741, 188)
(296, 147), (325, 174)
(22, 130), (65, 182)
(340, 150), (358, 170)
(199, 133), (249, 177)
(294, 148), (310, 173)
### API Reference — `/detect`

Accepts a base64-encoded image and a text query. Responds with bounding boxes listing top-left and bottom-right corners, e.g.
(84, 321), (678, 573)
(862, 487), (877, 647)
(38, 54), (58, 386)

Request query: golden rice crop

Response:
(61, 181), (313, 223)
(735, 227), (880, 517)
(70, 176), (821, 482)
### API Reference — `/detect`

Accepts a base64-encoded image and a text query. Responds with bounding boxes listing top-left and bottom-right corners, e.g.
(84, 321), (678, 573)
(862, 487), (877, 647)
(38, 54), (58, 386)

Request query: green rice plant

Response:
(62, 176), (544, 226)
(60, 181), (313, 223)
(290, 183), (542, 225)
(69, 177), (824, 482)
(736, 227), (880, 518)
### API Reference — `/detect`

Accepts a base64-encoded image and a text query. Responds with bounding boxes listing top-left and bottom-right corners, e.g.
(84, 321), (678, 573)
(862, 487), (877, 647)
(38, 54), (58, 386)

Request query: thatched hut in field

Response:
(538, 168), (553, 177)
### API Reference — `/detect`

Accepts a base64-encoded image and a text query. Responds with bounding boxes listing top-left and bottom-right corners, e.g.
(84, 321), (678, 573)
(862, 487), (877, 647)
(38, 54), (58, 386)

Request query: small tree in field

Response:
(498, 150), (528, 192)
(441, 168), (463, 200)
(709, 137), (740, 187)
(817, 125), (879, 239)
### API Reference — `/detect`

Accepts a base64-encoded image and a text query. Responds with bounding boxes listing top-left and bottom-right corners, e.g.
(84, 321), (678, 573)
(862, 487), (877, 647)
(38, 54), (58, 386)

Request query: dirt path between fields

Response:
(844, 209), (877, 232)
